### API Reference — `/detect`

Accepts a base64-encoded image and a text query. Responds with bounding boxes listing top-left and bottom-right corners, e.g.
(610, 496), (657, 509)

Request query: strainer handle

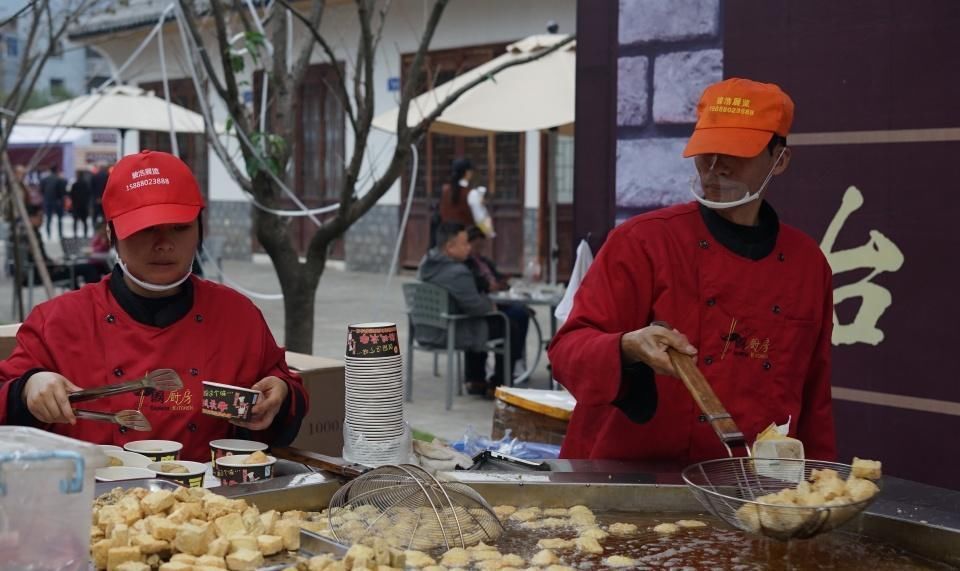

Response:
(666, 347), (748, 457)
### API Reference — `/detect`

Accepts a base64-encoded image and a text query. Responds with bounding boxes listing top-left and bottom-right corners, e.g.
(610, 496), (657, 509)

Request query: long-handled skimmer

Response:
(67, 369), (183, 403)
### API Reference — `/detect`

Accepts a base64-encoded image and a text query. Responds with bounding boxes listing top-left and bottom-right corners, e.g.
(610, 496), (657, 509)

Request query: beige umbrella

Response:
(373, 34), (575, 136)
(17, 85), (206, 153)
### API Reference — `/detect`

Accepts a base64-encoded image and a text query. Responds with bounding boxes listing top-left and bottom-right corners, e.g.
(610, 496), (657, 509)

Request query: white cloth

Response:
(554, 239), (594, 323)
(467, 186), (495, 237)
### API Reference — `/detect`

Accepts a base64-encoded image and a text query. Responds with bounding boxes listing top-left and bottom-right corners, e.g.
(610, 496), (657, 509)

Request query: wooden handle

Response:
(272, 447), (368, 479)
(666, 347), (746, 452)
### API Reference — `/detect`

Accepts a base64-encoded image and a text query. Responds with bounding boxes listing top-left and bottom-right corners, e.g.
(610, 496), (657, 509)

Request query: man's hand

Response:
(621, 324), (697, 377)
(231, 376), (289, 431)
(23, 371), (80, 424)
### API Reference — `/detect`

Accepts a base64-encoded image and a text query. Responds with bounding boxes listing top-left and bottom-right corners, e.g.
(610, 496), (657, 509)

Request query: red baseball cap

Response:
(103, 150), (204, 239)
(683, 78), (794, 158)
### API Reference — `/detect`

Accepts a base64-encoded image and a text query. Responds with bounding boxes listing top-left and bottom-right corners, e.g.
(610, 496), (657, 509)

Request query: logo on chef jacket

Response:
(124, 167), (171, 192)
(720, 323), (770, 360)
(148, 387), (194, 412)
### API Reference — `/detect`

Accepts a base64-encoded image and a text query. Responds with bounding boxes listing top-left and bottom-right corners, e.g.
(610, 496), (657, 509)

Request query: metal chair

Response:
(402, 281), (510, 411)
(60, 237), (89, 263)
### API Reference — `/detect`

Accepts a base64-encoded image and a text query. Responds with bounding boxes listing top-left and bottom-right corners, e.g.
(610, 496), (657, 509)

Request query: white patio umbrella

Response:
(372, 34), (575, 136)
(17, 85), (206, 154)
(373, 33), (576, 283)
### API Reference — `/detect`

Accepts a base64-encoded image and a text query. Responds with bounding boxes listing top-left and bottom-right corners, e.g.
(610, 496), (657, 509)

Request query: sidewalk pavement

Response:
(3, 219), (559, 443)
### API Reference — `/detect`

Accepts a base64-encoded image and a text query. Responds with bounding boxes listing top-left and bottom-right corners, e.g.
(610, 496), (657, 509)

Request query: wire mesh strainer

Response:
(327, 463), (504, 551)
(682, 457), (882, 541)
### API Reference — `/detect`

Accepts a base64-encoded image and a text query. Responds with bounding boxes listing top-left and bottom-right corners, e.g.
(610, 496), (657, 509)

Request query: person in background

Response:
(8, 203), (103, 289)
(91, 161), (109, 225)
(70, 169), (93, 238)
(0, 150), (308, 461)
(464, 226), (530, 385)
(39, 164), (66, 240)
(439, 158), (476, 227)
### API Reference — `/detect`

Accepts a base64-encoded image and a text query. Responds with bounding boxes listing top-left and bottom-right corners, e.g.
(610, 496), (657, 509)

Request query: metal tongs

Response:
(67, 369), (183, 403)
(653, 321), (750, 458)
(73, 409), (152, 431)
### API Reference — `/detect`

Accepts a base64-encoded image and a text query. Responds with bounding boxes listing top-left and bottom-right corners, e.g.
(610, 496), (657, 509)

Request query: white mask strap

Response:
(117, 255), (193, 292)
(690, 147), (786, 210)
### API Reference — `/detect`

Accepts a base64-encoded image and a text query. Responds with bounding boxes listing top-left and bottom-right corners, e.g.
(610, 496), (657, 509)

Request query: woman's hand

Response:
(23, 371), (80, 424)
(620, 324), (697, 377)
(231, 376), (289, 431)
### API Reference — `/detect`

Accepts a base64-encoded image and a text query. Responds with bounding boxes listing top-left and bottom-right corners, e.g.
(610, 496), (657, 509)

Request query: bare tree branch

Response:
(396, 0), (449, 139)
(371, 0), (393, 55)
(289, 0), (325, 89)
(274, 0), (357, 134)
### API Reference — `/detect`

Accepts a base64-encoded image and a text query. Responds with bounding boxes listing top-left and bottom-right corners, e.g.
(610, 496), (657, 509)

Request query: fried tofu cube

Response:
(119, 495), (144, 525)
(131, 534), (169, 554)
(115, 562), (150, 571)
(110, 523), (130, 547)
(574, 536), (603, 554)
(259, 510), (279, 535)
(92, 538), (114, 570)
(531, 549), (558, 566)
(196, 567), (228, 571)
(106, 546), (142, 571)
(169, 502), (205, 524)
(242, 507), (265, 536)
(225, 549), (264, 571)
(815, 475), (848, 501)
(146, 515), (180, 541)
(257, 534), (284, 556)
(344, 544), (376, 570)
(846, 476), (880, 502)
(204, 495), (243, 520)
(158, 563), (193, 571)
(207, 537), (230, 557)
(736, 503), (761, 533)
(214, 513), (247, 538)
(170, 553), (197, 564)
(228, 535), (258, 553)
(282, 510), (306, 521)
(174, 522), (214, 556)
(852, 457), (882, 481)
(275, 519), (300, 550)
(141, 490), (175, 515)
(98, 505), (126, 528)
(196, 555), (228, 568)
(307, 554), (337, 571)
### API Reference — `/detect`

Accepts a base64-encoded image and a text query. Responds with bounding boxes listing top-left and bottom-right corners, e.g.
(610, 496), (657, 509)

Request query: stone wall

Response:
(345, 204), (399, 273)
(206, 200), (252, 260)
(523, 207), (538, 270)
(616, 0), (723, 217)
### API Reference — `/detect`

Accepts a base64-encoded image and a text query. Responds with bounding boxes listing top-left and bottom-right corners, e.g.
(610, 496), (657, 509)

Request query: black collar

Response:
(698, 201), (779, 261)
(108, 265), (194, 328)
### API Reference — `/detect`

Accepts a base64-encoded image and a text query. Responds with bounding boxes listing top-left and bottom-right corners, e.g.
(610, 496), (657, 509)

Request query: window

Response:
(5, 36), (17, 57)
(49, 78), (64, 91)
(52, 40), (63, 58)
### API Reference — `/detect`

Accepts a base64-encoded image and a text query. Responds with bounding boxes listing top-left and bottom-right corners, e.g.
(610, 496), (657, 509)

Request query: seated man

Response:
(417, 222), (523, 397)
(8, 203), (103, 289)
(463, 226), (530, 381)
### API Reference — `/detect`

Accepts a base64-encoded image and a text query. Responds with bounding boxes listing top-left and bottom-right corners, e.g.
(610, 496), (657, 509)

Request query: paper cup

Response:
(346, 322), (400, 359)
(209, 439), (269, 477)
(103, 450), (152, 468)
(201, 381), (261, 420)
(148, 461), (207, 488)
(124, 440), (183, 462)
(215, 453), (277, 486)
(95, 466), (156, 482)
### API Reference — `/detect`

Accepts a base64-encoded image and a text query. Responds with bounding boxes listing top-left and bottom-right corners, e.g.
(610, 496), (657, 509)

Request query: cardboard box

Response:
(286, 351), (344, 456)
(0, 323), (20, 360)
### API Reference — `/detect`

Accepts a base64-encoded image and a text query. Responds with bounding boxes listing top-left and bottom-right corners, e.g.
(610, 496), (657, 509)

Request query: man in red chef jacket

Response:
(0, 150), (308, 461)
(549, 78), (836, 463)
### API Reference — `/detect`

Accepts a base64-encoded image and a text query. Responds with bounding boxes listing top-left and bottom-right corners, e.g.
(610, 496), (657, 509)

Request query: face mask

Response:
(117, 254), (193, 292)
(689, 147), (786, 210)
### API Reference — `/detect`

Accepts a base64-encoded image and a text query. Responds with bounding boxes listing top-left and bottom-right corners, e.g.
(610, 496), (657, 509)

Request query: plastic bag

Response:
(452, 426), (561, 460)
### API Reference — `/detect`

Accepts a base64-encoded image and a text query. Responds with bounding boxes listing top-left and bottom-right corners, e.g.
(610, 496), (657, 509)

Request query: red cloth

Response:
(0, 277), (307, 461)
(439, 183), (475, 226)
(548, 202), (836, 463)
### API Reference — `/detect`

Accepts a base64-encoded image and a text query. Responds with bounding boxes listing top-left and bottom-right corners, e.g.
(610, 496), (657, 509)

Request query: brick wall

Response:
(345, 204), (400, 273)
(207, 200), (252, 260)
(616, 0), (723, 220)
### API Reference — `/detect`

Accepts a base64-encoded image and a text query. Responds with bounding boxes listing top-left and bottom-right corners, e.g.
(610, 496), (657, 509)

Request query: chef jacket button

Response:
(706, 297), (716, 307)
(763, 361), (772, 370)
(190, 368), (199, 376)
(119, 426), (128, 434)
(113, 368), (124, 377)
(195, 314), (203, 323)
(105, 314), (115, 323)
(698, 239), (709, 249)
(704, 356), (714, 365)
(188, 423), (198, 433)
(778, 252), (786, 262)
(698, 414), (708, 423)
(772, 304), (781, 314)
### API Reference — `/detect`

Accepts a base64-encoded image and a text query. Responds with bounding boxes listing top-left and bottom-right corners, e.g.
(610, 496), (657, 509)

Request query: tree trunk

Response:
(283, 271), (322, 354)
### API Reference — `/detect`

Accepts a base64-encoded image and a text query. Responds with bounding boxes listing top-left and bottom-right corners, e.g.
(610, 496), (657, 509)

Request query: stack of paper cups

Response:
(342, 322), (410, 466)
